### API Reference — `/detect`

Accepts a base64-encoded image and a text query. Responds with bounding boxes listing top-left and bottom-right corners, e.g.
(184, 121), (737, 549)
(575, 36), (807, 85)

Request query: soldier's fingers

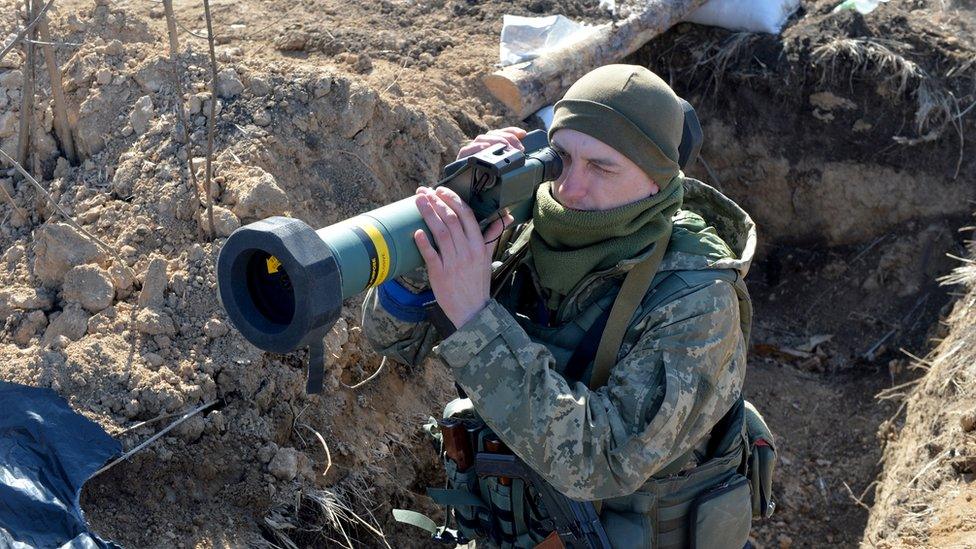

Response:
(424, 188), (466, 255)
(497, 126), (527, 139)
(485, 129), (525, 151)
(413, 230), (442, 274)
(457, 135), (514, 159)
(435, 186), (480, 243)
(415, 192), (457, 256)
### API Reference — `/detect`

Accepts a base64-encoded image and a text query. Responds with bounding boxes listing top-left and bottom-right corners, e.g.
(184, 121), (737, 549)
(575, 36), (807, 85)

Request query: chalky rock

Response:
(226, 168), (289, 222)
(33, 223), (107, 286)
(138, 257), (168, 309)
(269, 447), (298, 481)
(42, 305), (91, 344)
(62, 265), (115, 313)
(212, 206), (241, 238)
(134, 308), (177, 336)
(217, 68), (244, 99)
(129, 95), (154, 135)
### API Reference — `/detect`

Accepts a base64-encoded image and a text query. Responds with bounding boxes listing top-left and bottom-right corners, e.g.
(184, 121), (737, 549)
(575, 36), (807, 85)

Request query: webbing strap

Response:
(392, 509), (439, 535)
(428, 487), (490, 510)
(306, 332), (326, 394)
(512, 478), (529, 541)
(589, 226), (672, 390)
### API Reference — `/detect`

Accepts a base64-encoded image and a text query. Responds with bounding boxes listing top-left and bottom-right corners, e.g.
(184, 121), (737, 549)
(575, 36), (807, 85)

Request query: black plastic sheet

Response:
(0, 381), (122, 548)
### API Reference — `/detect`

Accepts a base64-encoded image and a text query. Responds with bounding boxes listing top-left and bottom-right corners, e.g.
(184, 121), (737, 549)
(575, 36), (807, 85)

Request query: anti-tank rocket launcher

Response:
(216, 101), (702, 394)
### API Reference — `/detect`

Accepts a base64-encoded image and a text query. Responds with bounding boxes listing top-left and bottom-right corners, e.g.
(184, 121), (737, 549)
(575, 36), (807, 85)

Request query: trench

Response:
(28, 1), (970, 546)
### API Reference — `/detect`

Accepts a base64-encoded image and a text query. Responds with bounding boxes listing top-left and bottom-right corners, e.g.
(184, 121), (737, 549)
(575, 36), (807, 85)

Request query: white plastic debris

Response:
(535, 105), (555, 129)
(499, 14), (598, 66)
(684, 0), (801, 35)
(831, 0), (888, 15)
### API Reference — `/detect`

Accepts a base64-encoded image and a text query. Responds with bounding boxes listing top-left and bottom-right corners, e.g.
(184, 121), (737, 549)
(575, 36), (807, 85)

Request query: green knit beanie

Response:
(548, 64), (684, 184)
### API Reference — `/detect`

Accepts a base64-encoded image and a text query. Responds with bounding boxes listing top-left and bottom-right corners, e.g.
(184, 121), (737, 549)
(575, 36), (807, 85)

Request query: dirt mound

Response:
(0, 2), (469, 545)
(1, 0), (974, 547)
(863, 237), (976, 547)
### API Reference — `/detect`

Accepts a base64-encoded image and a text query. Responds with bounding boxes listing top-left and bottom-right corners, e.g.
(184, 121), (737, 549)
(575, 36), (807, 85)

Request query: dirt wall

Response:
(862, 242), (976, 547)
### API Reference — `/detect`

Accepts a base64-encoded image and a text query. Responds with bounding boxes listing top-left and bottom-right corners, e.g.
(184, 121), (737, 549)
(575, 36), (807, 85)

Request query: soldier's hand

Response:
(456, 127), (527, 160)
(412, 186), (513, 329)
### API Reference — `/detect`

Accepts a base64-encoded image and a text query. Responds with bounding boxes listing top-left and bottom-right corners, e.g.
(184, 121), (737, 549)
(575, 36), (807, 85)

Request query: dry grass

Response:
(811, 37), (964, 143)
(938, 253), (976, 287)
(679, 31), (760, 98)
(261, 475), (392, 549)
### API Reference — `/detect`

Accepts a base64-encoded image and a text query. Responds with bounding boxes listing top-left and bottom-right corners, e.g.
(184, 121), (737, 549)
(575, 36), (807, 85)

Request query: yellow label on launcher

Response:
(266, 255), (282, 274)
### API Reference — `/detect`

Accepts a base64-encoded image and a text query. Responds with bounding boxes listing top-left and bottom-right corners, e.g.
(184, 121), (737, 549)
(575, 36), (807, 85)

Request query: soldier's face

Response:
(549, 129), (659, 211)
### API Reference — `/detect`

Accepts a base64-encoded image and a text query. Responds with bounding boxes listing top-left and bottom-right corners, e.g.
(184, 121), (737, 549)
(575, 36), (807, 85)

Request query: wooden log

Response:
(483, 0), (709, 120)
(37, 14), (77, 165)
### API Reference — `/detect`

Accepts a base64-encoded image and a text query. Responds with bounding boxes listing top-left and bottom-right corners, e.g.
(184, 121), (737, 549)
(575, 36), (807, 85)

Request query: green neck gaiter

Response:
(529, 175), (684, 308)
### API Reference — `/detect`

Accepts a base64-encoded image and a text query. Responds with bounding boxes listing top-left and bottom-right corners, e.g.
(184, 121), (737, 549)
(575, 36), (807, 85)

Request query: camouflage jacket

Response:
(361, 177), (756, 501)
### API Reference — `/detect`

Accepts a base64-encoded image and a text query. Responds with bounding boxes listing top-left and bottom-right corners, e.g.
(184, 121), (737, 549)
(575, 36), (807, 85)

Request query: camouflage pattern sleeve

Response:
(434, 280), (746, 501)
(360, 283), (441, 367)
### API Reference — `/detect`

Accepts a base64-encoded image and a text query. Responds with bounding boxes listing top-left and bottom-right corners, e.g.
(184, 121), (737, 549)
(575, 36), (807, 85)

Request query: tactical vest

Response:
(399, 218), (777, 548)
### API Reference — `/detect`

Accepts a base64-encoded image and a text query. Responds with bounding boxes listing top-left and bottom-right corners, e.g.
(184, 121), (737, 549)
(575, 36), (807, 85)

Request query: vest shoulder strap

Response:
(589, 225), (672, 390)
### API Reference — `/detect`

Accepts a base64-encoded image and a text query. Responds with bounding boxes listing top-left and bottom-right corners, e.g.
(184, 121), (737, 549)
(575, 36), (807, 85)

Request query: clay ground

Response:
(0, 0), (974, 547)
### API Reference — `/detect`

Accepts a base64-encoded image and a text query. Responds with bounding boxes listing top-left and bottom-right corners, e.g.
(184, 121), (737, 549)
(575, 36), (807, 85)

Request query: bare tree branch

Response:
(0, 0), (57, 66)
(202, 0), (217, 239)
(37, 11), (77, 164)
(92, 400), (218, 477)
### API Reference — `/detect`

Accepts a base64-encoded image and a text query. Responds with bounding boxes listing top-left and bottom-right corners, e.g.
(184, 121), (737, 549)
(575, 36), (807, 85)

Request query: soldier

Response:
(362, 64), (774, 548)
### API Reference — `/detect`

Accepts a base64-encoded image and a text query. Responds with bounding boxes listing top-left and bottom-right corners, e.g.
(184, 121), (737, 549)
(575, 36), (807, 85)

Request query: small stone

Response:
(95, 68), (112, 86)
(33, 223), (107, 286)
(247, 76), (271, 97)
(62, 264), (115, 312)
(53, 157), (71, 179)
(138, 257), (169, 309)
(216, 68), (244, 99)
(257, 443), (277, 464)
(778, 534), (793, 549)
(134, 308), (177, 336)
(203, 318), (229, 338)
(269, 447), (299, 481)
(186, 94), (204, 116)
(275, 30), (308, 51)
(123, 399), (141, 418)
(50, 334), (71, 350)
(0, 111), (18, 139)
(353, 54), (372, 73)
(212, 205), (240, 237)
(252, 109), (271, 127)
(129, 95), (154, 135)
(227, 168), (289, 221)
(12, 310), (47, 345)
(42, 305), (90, 344)
(176, 415), (206, 442)
(143, 352), (164, 368)
(1, 287), (55, 313)
(311, 76), (333, 99)
(104, 39), (123, 56)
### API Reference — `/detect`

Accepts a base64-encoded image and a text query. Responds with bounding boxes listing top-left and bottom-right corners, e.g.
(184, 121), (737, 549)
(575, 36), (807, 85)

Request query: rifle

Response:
(475, 452), (613, 549)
